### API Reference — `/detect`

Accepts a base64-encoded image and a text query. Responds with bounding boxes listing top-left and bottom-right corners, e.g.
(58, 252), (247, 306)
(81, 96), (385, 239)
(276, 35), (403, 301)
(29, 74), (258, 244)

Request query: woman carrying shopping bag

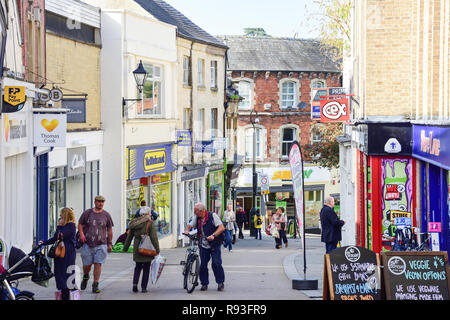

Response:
(40, 208), (77, 300)
(272, 207), (288, 249)
(123, 210), (160, 293)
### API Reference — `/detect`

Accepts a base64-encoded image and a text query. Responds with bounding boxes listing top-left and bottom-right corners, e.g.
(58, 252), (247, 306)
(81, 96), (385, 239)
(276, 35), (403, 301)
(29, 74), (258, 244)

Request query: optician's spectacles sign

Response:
(33, 113), (67, 147)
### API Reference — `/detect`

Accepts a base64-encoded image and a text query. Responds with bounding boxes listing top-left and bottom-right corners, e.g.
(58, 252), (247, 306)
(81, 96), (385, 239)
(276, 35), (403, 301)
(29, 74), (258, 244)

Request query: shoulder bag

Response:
(48, 232), (65, 259)
(138, 220), (158, 257)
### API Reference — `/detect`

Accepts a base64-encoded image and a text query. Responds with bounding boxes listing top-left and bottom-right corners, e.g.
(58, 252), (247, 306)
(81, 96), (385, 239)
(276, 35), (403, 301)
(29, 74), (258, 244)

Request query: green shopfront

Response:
(207, 163), (225, 218)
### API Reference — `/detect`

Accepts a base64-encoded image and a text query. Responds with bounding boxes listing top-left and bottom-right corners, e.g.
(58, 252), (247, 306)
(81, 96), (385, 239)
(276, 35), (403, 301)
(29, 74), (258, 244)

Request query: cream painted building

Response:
(175, 33), (227, 245)
(84, 0), (180, 248)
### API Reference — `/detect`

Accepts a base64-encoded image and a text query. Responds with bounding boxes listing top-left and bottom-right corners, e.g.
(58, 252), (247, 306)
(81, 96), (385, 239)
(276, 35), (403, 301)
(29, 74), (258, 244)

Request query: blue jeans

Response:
(199, 245), (225, 286)
(255, 228), (262, 240)
(224, 230), (233, 251)
(325, 242), (338, 253)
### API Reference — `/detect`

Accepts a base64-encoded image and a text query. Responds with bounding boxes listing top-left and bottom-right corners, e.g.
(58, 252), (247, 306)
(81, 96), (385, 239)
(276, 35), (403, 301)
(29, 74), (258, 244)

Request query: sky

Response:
(163, 0), (322, 39)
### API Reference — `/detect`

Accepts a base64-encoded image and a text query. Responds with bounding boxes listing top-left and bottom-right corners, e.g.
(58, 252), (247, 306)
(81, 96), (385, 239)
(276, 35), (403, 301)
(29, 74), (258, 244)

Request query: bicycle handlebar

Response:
(182, 233), (199, 241)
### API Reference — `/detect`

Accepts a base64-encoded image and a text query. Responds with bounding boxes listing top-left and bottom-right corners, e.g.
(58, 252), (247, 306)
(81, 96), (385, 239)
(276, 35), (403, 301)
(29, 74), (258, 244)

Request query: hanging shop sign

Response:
(412, 125), (450, 171)
(62, 99), (86, 123)
(176, 130), (192, 147)
(128, 143), (177, 180)
(319, 93), (351, 123)
(37, 87), (63, 104)
(194, 140), (213, 154)
(33, 113), (67, 147)
(2, 86), (27, 113)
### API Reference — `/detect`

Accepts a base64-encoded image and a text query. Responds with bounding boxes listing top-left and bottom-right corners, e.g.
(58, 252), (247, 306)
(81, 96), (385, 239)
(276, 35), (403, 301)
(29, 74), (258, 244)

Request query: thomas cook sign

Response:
(33, 113), (67, 147)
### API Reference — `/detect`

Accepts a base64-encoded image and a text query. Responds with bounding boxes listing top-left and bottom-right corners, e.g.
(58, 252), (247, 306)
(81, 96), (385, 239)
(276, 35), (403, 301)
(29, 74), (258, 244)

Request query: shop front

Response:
(0, 79), (35, 250)
(47, 131), (103, 237)
(412, 124), (450, 254)
(126, 143), (177, 240)
(353, 122), (416, 253)
(207, 163), (225, 217)
(235, 165), (337, 233)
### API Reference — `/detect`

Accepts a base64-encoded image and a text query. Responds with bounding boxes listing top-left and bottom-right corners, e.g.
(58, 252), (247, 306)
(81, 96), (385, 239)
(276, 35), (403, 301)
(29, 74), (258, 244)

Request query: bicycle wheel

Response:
(15, 292), (34, 300)
(184, 255), (200, 293)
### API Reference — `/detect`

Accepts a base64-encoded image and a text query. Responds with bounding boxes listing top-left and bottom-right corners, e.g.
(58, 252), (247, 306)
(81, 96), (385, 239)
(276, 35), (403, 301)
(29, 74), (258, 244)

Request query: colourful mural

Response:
(381, 158), (413, 251)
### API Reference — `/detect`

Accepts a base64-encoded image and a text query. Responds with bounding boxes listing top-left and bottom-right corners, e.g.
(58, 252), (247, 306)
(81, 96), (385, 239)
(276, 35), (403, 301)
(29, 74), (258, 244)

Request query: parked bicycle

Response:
(180, 230), (200, 293)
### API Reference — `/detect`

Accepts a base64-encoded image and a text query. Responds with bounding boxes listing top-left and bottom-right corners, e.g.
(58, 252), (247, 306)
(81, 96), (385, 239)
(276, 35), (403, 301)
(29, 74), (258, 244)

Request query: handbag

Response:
(48, 232), (65, 259)
(138, 221), (158, 257)
(32, 249), (54, 286)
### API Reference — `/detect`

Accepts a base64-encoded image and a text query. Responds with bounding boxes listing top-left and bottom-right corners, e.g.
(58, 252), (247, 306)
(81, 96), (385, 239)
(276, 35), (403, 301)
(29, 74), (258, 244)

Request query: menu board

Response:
(323, 246), (381, 300)
(382, 252), (450, 300)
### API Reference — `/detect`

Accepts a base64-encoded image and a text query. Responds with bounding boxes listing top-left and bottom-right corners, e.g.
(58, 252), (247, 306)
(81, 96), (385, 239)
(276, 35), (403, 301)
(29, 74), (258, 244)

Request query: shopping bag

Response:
(55, 290), (81, 300)
(271, 225), (279, 239)
(265, 224), (272, 236)
(150, 254), (166, 285)
(138, 235), (158, 257)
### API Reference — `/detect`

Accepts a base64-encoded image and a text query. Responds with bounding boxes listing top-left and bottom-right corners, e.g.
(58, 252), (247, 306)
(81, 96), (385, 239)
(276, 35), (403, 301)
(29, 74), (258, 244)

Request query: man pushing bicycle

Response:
(184, 203), (226, 292)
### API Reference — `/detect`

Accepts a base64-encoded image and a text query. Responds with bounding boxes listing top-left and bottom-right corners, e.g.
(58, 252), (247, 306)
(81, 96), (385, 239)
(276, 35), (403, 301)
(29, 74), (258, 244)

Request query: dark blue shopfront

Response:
(412, 125), (450, 253)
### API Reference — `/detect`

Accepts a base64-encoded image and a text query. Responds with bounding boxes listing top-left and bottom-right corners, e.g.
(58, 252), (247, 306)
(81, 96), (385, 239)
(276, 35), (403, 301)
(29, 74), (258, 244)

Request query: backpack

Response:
(257, 217), (262, 225)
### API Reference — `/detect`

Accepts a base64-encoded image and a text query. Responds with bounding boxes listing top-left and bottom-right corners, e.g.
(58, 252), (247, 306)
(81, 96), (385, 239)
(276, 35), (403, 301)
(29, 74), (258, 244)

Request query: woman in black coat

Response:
(41, 208), (77, 300)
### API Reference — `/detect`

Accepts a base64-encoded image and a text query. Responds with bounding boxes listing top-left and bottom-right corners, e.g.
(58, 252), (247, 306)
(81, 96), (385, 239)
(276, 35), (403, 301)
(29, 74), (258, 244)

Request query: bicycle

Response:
(180, 230), (200, 293)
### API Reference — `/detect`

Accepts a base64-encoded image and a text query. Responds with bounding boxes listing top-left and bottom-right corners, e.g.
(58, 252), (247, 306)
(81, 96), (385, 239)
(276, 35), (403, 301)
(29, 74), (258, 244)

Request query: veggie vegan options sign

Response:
(33, 113), (67, 147)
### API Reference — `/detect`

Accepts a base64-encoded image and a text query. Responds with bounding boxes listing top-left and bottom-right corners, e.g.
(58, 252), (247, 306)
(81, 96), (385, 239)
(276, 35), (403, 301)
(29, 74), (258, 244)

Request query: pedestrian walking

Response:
(254, 209), (263, 240)
(184, 203), (226, 292)
(320, 196), (345, 253)
(273, 207), (288, 249)
(40, 208), (77, 300)
(78, 195), (114, 294)
(123, 212), (160, 293)
(223, 204), (235, 252)
(235, 207), (246, 239)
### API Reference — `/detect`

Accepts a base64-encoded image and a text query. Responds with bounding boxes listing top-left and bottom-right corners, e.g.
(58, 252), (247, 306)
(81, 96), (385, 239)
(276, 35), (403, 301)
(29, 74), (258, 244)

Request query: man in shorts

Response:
(78, 195), (114, 293)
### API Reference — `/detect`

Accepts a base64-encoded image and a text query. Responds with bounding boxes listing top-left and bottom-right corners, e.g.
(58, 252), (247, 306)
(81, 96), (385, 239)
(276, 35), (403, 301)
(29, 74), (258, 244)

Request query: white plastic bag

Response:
(271, 224), (280, 239)
(150, 254), (166, 284)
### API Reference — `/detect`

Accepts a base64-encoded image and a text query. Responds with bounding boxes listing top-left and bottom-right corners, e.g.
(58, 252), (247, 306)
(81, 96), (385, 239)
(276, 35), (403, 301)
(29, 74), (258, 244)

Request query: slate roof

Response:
(217, 36), (341, 73)
(134, 0), (227, 49)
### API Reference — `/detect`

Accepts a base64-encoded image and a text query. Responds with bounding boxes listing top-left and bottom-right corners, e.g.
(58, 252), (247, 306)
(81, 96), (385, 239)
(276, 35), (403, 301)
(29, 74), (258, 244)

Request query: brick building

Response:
(220, 36), (342, 233)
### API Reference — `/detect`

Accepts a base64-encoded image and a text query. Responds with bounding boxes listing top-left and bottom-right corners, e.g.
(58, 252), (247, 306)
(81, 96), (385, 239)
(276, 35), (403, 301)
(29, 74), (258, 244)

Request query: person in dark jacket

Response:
(123, 213), (160, 293)
(40, 208), (77, 300)
(184, 203), (225, 292)
(320, 196), (345, 253)
(235, 207), (246, 239)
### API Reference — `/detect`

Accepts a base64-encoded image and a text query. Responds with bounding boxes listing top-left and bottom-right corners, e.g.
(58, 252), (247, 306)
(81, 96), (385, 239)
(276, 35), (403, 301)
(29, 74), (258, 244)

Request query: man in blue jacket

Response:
(320, 196), (345, 253)
(185, 203), (225, 292)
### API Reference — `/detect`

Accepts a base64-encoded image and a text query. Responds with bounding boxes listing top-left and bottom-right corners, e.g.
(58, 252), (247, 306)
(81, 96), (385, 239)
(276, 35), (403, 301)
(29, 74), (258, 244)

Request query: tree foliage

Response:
(244, 28), (270, 37)
(304, 123), (343, 169)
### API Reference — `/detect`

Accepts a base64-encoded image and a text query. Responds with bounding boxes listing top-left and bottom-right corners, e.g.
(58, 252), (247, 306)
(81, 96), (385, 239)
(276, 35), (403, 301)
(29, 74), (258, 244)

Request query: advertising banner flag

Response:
(289, 141), (305, 245)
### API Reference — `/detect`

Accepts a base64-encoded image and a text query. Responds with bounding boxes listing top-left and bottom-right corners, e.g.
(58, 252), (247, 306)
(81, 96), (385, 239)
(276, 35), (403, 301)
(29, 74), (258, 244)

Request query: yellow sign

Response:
(40, 119), (60, 132)
(272, 170), (292, 181)
(143, 149), (166, 173)
(390, 210), (411, 221)
(4, 86), (26, 107)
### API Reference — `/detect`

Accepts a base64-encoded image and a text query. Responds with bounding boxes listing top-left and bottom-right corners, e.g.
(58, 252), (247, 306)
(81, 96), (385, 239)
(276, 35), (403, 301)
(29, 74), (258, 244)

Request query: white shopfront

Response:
(0, 78), (35, 251)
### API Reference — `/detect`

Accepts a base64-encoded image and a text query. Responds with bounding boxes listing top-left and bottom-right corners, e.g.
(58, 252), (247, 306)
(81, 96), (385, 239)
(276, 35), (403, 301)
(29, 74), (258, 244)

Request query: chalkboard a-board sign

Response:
(382, 251), (450, 300)
(323, 246), (381, 300)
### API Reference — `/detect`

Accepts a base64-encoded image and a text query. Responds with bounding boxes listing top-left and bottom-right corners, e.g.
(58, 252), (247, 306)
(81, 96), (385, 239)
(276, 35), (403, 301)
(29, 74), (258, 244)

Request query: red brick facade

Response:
(234, 71), (341, 163)
(17, 0), (46, 85)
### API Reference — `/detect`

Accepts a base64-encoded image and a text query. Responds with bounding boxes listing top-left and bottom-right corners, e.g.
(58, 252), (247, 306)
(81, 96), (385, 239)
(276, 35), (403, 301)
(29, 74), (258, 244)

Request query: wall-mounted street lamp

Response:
(249, 108), (259, 237)
(122, 60), (148, 116)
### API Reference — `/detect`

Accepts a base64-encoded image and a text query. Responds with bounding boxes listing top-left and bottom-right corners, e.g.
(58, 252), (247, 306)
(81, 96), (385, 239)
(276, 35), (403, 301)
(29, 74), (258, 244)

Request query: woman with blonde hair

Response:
(40, 208), (77, 300)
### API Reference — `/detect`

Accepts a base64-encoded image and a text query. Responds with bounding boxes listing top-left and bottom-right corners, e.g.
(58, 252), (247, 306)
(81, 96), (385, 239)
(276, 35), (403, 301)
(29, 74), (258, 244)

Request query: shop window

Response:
(305, 189), (324, 229)
(151, 173), (173, 238)
(138, 63), (162, 116)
